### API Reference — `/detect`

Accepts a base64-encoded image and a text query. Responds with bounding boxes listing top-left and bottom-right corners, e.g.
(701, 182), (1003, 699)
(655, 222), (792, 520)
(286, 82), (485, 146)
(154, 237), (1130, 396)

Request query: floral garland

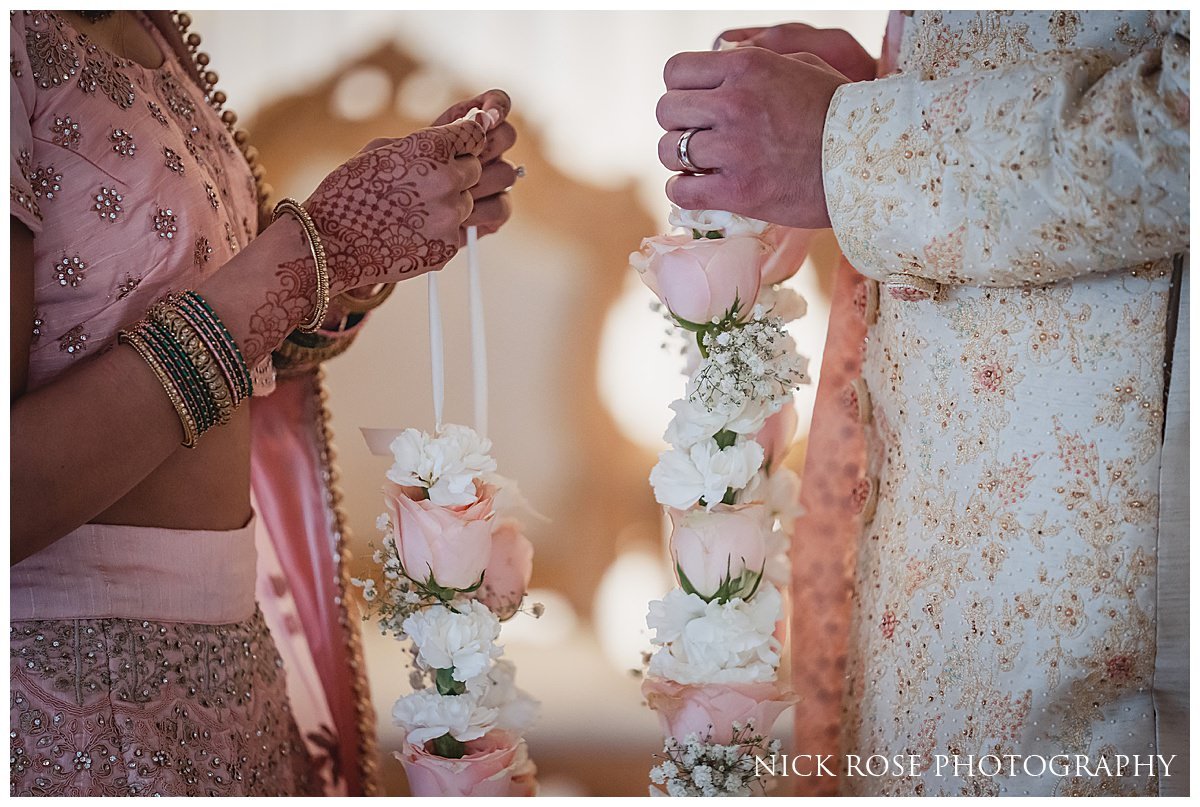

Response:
(631, 207), (812, 797)
(354, 424), (540, 796)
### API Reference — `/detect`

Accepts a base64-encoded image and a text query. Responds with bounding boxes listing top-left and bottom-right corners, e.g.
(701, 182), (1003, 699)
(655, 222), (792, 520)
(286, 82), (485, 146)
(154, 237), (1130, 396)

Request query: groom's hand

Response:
(657, 47), (847, 229)
(717, 23), (877, 83)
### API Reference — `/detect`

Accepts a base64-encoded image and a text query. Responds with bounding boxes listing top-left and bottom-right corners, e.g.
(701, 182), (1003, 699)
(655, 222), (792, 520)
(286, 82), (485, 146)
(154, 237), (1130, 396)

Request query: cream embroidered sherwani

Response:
(808, 10), (1189, 796)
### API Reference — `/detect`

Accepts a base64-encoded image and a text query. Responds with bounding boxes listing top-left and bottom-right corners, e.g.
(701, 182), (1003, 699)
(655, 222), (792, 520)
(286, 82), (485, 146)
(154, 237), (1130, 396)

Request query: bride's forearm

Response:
(10, 217), (314, 562)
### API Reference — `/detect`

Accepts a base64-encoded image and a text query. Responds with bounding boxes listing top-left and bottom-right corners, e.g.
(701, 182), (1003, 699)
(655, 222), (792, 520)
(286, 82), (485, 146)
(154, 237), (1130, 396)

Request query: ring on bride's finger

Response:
(677, 128), (710, 174)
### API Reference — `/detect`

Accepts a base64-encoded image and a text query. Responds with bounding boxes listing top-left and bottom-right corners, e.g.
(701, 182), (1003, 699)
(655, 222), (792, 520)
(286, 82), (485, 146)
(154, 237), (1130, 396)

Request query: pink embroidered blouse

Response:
(10, 10), (258, 392)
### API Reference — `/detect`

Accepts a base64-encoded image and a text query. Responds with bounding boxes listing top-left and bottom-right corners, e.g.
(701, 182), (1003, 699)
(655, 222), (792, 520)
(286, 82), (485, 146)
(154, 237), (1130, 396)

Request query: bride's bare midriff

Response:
(91, 407), (253, 531)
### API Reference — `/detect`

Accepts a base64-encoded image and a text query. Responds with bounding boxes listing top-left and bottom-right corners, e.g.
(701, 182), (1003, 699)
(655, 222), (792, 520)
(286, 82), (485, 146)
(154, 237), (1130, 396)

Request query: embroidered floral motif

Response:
(115, 274), (140, 299)
(11, 183), (41, 222)
(48, 115), (82, 149)
(93, 186), (123, 222)
(1048, 11), (1082, 48)
(109, 128), (135, 157)
(162, 146), (184, 175)
(204, 182), (219, 210)
(152, 208), (178, 240)
(57, 325), (88, 355)
(53, 255), (87, 288)
(145, 99), (168, 127)
(153, 71), (196, 123)
(27, 164), (62, 201)
(193, 236), (212, 266)
(77, 53), (135, 109)
(23, 11), (79, 90)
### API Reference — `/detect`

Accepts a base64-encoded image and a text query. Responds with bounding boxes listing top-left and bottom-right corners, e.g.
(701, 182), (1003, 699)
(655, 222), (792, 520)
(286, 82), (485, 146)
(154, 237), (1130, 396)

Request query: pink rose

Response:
(630, 233), (767, 326)
(398, 731), (537, 797)
(385, 481), (496, 591)
(475, 518), (534, 621)
(669, 504), (770, 601)
(754, 403), (798, 471)
(642, 677), (796, 745)
(759, 225), (818, 285)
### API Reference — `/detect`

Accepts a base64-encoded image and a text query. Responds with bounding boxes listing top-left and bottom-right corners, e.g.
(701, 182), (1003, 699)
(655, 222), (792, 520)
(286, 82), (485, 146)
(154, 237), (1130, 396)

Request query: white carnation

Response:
(386, 428), (432, 488)
(401, 600), (502, 683)
(385, 424), (497, 507)
(719, 395), (778, 436)
(669, 206), (770, 238)
(475, 659), (541, 735)
(646, 585), (783, 684)
(650, 439), (763, 511)
(391, 688), (498, 746)
(664, 397), (777, 450)
(663, 398), (728, 449)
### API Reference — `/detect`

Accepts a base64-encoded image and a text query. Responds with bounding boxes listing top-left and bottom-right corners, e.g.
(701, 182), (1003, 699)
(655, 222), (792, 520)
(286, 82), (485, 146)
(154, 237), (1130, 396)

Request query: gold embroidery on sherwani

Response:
(823, 10), (1187, 796)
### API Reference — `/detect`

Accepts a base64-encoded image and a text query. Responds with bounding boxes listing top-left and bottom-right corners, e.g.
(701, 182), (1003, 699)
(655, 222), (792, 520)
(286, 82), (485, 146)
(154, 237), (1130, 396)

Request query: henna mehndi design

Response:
(304, 123), (485, 293)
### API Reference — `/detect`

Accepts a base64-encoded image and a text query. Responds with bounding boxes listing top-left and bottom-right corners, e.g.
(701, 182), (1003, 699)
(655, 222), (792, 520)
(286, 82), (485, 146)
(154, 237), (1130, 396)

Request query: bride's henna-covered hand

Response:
(434, 89), (519, 238)
(304, 116), (487, 295)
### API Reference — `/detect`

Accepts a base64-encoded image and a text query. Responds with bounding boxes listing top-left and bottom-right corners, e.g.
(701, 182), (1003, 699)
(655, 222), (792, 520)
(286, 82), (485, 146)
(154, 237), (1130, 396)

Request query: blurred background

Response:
(194, 10), (886, 796)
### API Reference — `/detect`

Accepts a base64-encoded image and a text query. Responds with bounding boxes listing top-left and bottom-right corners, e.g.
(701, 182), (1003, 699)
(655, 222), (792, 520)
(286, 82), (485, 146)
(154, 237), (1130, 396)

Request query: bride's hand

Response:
(433, 89), (519, 238)
(303, 116), (487, 295)
(717, 23), (876, 83)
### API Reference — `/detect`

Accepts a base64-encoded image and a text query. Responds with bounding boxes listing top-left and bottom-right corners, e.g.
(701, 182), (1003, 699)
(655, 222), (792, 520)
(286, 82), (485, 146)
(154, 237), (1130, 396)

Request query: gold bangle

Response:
(335, 283), (395, 314)
(272, 328), (359, 376)
(119, 329), (200, 448)
(150, 302), (236, 426)
(272, 197), (330, 333)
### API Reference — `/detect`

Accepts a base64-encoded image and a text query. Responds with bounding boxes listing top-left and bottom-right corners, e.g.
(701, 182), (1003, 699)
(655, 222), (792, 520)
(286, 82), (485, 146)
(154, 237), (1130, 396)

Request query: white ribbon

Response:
(361, 225), (487, 455)
(427, 269), (445, 431)
(467, 225), (488, 437)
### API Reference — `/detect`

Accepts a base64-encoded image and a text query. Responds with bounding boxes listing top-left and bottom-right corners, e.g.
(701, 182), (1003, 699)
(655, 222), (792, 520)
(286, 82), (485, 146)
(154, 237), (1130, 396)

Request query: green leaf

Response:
(672, 313), (709, 333)
(431, 732), (467, 759)
(435, 667), (466, 696)
(713, 429), (738, 450)
(675, 562), (701, 599)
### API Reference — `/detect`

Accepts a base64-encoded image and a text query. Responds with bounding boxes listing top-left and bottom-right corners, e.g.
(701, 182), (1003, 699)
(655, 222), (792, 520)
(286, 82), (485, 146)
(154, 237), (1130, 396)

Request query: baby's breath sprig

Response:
(688, 307), (808, 419)
(351, 519), (435, 637)
(648, 722), (783, 797)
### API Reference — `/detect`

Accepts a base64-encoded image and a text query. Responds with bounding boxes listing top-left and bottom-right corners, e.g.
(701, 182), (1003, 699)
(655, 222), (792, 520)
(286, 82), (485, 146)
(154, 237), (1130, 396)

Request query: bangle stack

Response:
(272, 197), (330, 333)
(119, 291), (253, 448)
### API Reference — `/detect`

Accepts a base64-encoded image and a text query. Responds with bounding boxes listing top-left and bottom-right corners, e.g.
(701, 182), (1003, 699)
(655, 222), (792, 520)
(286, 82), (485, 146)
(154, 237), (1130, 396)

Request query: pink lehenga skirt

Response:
(9, 519), (317, 797)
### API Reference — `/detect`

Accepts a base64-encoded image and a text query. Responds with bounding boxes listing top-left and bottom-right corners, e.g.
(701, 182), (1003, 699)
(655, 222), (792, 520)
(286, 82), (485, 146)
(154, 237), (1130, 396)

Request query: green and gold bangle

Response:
(141, 319), (217, 433)
(119, 329), (200, 448)
(178, 291), (253, 400)
(151, 303), (235, 426)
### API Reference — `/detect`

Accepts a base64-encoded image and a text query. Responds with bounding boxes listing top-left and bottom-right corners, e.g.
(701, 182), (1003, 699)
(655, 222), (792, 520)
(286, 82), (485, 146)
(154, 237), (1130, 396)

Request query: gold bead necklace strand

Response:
(172, 11), (274, 222)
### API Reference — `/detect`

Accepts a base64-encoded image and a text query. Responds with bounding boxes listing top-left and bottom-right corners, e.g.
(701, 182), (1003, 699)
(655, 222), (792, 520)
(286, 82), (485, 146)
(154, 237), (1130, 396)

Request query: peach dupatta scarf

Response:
(788, 12), (905, 796)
